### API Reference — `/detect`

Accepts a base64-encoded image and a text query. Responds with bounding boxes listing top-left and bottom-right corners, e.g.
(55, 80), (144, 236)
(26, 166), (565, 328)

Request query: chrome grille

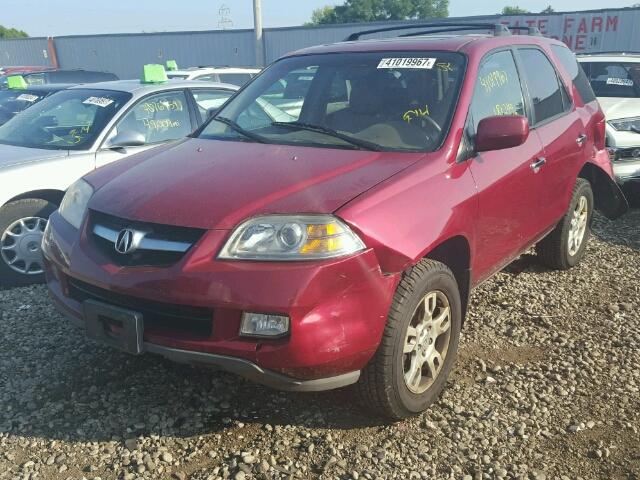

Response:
(88, 210), (205, 267)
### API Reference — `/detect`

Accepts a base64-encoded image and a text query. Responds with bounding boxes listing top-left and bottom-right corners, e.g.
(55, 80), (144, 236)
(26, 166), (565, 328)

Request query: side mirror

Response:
(105, 130), (146, 150)
(206, 107), (219, 119)
(475, 115), (529, 152)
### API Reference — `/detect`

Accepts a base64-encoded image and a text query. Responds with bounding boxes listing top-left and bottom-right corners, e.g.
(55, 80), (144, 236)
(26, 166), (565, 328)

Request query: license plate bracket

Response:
(83, 299), (144, 354)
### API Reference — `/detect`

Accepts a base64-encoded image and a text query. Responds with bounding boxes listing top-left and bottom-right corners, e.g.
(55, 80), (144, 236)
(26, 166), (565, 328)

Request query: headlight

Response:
(58, 179), (94, 229)
(608, 117), (640, 132)
(218, 214), (365, 260)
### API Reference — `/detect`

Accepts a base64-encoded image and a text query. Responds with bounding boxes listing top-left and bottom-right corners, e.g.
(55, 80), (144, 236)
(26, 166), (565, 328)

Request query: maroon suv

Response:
(43, 24), (627, 419)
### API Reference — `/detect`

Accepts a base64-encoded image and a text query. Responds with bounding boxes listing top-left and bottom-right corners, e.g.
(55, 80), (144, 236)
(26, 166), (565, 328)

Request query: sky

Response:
(2, 0), (637, 37)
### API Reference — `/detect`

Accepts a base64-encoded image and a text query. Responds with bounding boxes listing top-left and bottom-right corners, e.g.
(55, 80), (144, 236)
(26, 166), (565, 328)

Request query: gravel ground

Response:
(1, 209), (638, 480)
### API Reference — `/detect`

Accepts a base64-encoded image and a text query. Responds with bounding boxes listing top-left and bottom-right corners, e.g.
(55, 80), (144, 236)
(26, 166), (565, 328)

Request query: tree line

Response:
(308, 1), (556, 24)
(0, 25), (28, 39)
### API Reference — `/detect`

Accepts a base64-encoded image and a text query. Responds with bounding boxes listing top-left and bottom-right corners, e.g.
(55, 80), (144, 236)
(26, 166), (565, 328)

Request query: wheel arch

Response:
(421, 235), (471, 323)
(3, 189), (65, 208)
(578, 163), (628, 219)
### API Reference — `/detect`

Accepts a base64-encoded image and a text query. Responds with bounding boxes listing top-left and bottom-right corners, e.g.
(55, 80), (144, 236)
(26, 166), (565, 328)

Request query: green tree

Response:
(308, 0), (449, 25)
(501, 6), (529, 14)
(540, 5), (554, 13)
(0, 25), (28, 39)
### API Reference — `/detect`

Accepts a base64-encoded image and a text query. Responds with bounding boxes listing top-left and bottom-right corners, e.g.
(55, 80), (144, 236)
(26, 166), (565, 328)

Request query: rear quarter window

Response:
(551, 45), (597, 104)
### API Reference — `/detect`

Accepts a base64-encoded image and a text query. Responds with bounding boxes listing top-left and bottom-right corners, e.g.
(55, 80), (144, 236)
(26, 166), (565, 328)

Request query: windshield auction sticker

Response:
(83, 96), (115, 108)
(377, 58), (436, 69)
(606, 77), (633, 86)
(16, 94), (39, 102)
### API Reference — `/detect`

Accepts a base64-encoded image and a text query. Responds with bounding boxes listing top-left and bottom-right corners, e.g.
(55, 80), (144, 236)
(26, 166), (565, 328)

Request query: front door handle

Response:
(530, 157), (546, 172)
(576, 134), (587, 146)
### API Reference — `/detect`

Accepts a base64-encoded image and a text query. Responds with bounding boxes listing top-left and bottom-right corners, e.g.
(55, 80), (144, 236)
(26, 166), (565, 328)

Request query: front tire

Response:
(535, 178), (594, 270)
(0, 199), (57, 287)
(357, 259), (462, 419)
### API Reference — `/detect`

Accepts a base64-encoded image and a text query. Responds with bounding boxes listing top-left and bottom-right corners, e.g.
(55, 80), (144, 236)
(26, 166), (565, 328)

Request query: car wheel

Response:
(357, 259), (461, 419)
(0, 199), (57, 287)
(535, 178), (594, 270)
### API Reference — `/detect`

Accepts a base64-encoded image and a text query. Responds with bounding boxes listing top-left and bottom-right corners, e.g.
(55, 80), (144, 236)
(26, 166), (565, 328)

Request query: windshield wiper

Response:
(271, 121), (383, 151)
(214, 116), (268, 144)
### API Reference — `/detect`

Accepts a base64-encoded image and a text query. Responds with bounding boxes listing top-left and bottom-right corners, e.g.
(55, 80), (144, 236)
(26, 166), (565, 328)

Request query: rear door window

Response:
(551, 45), (597, 103)
(518, 48), (567, 124)
(471, 50), (526, 132)
(113, 90), (192, 144)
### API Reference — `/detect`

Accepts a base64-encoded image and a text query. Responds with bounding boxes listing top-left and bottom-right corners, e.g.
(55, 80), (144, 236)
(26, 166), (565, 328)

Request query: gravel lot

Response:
(1, 208), (638, 480)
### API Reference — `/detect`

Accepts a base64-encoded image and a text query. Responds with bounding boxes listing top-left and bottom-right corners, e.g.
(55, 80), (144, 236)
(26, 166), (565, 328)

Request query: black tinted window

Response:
(519, 49), (565, 124)
(471, 50), (525, 131)
(579, 61), (640, 98)
(551, 45), (597, 103)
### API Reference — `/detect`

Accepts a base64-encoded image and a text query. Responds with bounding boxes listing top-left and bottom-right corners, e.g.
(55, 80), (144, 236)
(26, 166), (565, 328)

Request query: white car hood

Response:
(0, 143), (69, 170)
(597, 97), (640, 121)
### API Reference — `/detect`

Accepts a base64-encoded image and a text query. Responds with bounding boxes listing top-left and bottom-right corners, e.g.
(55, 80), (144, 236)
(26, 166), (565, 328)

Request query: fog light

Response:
(240, 312), (290, 338)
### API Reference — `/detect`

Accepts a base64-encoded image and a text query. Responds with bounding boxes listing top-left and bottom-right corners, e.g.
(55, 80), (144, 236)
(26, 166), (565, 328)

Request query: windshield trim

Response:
(197, 50), (468, 153)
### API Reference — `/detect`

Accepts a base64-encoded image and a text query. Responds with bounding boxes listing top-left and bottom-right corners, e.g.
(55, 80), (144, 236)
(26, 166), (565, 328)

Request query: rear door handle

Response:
(576, 134), (587, 146)
(530, 157), (546, 172)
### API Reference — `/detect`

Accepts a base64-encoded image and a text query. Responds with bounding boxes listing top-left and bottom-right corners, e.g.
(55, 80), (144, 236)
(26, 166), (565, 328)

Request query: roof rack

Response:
(344, 22), (542, 41)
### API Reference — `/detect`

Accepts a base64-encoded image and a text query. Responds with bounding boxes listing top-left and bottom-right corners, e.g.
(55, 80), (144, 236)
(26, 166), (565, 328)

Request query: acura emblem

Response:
(115, 229), (135, 254)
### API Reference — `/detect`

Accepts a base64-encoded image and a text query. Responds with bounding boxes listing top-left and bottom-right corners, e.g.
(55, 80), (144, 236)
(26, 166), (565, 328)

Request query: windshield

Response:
(0, 89), (48, 125)
(198, 51), (465, 152)
(0, 88), (131, 150)
(167, 73), (189, 80)
(580, 61), (640, 98)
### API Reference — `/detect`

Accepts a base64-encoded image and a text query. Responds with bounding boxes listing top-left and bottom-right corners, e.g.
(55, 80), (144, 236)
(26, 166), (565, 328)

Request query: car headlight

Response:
(218, 214), (365, 260)
(608, 117), (640, 132)
(58, 179), (94, 229)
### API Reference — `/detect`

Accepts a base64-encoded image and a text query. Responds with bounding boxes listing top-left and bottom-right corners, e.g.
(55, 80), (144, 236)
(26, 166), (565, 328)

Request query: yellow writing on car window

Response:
(142, 99), (183, 114)
(403, 104), (430, 123)
(142, 118), (182, 131)
(480, 70), (508, 93)
(493, 103), (519, 116)
(435, 62), (454, 72)
(67, 124), (91, 144)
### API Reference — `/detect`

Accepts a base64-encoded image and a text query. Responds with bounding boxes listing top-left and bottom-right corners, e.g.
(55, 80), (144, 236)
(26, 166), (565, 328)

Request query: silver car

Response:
(0, 78), (239, 286)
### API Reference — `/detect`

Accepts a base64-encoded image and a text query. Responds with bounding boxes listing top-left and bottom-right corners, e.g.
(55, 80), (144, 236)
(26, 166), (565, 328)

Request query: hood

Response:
(0, 143), (69, 170)
(88, 138), (423, 230)
(597, 97), (640, 120)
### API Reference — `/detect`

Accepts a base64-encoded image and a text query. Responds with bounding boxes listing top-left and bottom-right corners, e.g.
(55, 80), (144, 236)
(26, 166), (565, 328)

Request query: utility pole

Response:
(253, 0), (264, 67)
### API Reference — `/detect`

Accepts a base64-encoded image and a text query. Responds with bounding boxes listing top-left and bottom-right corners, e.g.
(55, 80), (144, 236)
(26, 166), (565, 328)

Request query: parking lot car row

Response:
(33, 23), (628, 418)
(0, 66), (239, 284)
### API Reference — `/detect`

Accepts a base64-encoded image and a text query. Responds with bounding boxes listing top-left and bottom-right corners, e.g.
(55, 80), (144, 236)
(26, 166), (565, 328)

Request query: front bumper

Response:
(43, 211), (399, 391)
(607, 146), (640, 184)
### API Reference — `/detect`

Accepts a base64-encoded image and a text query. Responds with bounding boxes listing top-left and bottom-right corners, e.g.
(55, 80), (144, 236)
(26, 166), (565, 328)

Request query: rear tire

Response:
(535, 178), (593, 270)
(357, 259), (461, 420)
(0, 199), (57, 287)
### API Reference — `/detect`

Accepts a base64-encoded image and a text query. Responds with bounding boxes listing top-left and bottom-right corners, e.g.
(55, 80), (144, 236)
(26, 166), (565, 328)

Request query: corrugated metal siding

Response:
(501, 10), (640, 53)
(3, 7), (640, 76)
(0, 37), (51, 67)
(54, 30), (256, 79)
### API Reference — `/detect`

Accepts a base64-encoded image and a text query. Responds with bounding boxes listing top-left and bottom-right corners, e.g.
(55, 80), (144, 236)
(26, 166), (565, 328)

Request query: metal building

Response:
(1, 7), (639, 79)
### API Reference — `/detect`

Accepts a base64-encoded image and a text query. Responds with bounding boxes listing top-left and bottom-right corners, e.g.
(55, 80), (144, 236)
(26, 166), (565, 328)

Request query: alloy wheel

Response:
(403, 290), (452, 394)
(567, 195), (588, 257)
